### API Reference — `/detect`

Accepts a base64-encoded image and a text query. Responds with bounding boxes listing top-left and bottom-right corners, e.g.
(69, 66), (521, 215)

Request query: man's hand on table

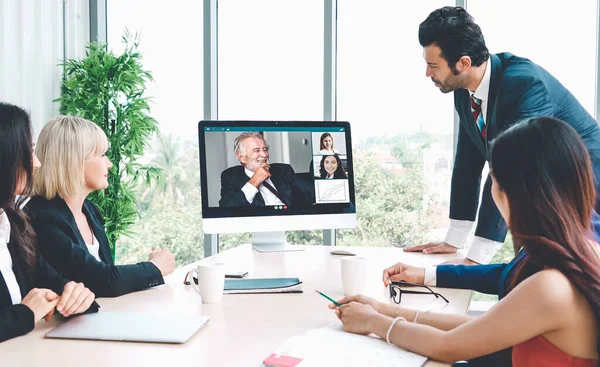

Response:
(403, 242), (480, 266)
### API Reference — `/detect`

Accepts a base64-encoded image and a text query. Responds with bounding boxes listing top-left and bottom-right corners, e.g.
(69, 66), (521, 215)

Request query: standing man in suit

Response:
(406, 6), (600, 265)
(219, 132), (295, 207)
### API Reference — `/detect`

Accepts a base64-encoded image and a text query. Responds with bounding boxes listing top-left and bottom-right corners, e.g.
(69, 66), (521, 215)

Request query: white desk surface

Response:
(0, 245), (472, 367)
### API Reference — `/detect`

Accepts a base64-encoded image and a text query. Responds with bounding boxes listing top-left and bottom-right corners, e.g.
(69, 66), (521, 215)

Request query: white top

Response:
(85, 234), (101, 262)
(319, 148), (340, 155)
(240, 167), (285, 206)
(0, 211), (22, 304)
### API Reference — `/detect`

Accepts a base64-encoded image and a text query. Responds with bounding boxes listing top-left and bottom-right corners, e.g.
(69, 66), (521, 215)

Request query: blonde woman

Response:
(26, 116), (176, 298)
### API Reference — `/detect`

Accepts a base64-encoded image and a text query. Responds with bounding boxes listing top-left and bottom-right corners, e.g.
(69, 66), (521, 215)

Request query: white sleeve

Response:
(424, 267), (437, 286)
(241, 182), (259, 204)
(443, 219), (475, 248)
(465, 236), (503, 264)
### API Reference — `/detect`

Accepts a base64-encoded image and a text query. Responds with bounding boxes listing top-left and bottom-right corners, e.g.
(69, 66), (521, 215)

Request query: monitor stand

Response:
(251, 231), (305, 253)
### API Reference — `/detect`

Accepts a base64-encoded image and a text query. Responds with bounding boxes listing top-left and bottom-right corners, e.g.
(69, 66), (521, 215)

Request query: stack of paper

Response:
(224, 278), (303, 294)
(269, 323), (427, 367)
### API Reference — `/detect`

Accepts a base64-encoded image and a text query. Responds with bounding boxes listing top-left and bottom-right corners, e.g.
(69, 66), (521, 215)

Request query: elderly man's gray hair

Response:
(233, 131), (266, 157)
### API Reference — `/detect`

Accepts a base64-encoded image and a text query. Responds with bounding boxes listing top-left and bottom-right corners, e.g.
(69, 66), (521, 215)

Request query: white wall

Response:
(64, 0), (90, 61)
(0, 0), (88, 134)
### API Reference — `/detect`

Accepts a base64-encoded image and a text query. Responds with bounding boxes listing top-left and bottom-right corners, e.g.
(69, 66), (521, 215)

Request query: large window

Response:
(336, 1), (455, 247)
(218, 0), (324, 120)
(105, 1), (600, 260)
(469, 0), (597, 117)
(1, 0), (89, 133)
(218, 0), (326, 246)
(108, 0), (204, 265)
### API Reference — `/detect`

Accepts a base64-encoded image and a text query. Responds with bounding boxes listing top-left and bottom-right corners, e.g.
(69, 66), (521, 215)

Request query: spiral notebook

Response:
(224, 277), (303, 294)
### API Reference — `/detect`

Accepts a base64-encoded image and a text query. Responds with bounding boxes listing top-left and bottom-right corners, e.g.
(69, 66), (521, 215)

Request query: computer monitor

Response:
(198, 120), (356, 252)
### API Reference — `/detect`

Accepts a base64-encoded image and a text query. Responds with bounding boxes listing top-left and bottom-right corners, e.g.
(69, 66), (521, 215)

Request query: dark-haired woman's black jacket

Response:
(25, 196), (164, 298)
(0, 241), (99, 342)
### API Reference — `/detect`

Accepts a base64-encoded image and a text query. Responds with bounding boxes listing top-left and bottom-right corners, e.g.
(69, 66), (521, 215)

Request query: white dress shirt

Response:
(240, 167), (285, 206)
(469, 57), (492, 123)
(0, 211), (22, 304)
(442, 57), (503, 267)
(86, 234), (101, 262)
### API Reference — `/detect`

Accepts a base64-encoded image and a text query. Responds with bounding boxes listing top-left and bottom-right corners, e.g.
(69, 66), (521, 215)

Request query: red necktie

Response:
(471, 95), (486, 139)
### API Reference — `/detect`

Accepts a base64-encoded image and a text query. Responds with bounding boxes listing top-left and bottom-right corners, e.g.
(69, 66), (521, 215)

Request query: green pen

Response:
(315, 289), (342, 307)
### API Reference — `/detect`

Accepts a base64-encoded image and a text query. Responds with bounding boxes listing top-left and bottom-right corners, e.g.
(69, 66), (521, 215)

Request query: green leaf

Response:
(57, 32), (163, 261)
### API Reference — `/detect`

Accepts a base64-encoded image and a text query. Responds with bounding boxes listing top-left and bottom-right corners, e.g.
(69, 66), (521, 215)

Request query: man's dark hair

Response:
(419, 6), (489, 72)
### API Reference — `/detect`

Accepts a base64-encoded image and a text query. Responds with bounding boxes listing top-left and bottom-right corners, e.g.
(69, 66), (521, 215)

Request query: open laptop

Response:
(46, 312), (210, 344)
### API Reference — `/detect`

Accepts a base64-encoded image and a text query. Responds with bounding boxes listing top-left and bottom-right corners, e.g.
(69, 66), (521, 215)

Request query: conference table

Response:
(0, 244), (472, 366)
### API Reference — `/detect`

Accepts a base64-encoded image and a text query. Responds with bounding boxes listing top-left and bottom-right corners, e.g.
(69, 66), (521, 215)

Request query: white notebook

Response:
(271, 323), (427, 367)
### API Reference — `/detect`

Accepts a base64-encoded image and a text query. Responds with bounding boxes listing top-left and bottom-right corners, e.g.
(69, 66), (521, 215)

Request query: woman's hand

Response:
(56, 281), (95, 317)
(21, 288), (59, 322)
(337, 302), (379, 335)
(328, 294), (383, 313)
(149, 247), (176, 276)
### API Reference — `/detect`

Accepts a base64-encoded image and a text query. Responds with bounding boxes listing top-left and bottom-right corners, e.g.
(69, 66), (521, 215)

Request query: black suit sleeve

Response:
(0, 252), (101, 343)
(33, 219), (164, 298)
(0, 304), (35, 342)
(32, 251), (100, 315)
(449, 122), (486, 221)
(219, 169), (253, 207)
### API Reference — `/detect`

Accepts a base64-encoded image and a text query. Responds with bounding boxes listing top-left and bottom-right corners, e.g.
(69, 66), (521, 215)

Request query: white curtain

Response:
(0, 0), (89, 134)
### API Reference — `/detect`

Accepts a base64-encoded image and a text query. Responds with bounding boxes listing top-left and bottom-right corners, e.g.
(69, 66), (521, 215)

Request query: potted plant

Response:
(55, 32), (162, 260)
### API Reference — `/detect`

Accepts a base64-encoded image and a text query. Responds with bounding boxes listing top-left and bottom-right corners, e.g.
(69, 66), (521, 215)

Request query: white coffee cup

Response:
(190, 262), (225, 304)
(341, 256), (368, 296)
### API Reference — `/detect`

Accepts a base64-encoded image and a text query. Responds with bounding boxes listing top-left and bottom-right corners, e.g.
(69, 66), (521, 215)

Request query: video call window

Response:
(200, 125), (353, 214)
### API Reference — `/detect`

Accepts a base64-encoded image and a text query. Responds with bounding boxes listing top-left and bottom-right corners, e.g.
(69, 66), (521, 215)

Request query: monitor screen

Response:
(198, 121), (356, 237)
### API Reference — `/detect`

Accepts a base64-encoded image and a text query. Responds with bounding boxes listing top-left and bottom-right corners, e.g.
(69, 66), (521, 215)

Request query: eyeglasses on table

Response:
(389, 280), (449, 304)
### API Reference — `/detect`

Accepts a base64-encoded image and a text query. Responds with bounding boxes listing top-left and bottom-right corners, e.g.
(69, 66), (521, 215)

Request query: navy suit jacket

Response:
(219, 163), (295, 207)
(452, 53), (600, 243)
(437, 211), (600, 299)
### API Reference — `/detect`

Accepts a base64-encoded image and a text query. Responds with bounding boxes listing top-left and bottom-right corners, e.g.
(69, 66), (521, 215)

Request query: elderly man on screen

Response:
(219, 132), (295, 207)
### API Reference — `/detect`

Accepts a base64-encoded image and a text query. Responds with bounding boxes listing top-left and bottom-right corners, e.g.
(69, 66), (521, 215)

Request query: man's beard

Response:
(246, 158), (268, 171)
(432, 72), (466, 94)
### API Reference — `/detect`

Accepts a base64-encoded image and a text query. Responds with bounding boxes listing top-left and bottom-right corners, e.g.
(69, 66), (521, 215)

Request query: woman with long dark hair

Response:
(330, 117), (600, 365)
(0, 103), (98, 342)
(319, 154), (347, 179)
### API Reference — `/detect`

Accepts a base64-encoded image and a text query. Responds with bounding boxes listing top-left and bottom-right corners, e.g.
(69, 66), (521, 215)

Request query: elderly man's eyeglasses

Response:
(389, 281), (449, 304)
